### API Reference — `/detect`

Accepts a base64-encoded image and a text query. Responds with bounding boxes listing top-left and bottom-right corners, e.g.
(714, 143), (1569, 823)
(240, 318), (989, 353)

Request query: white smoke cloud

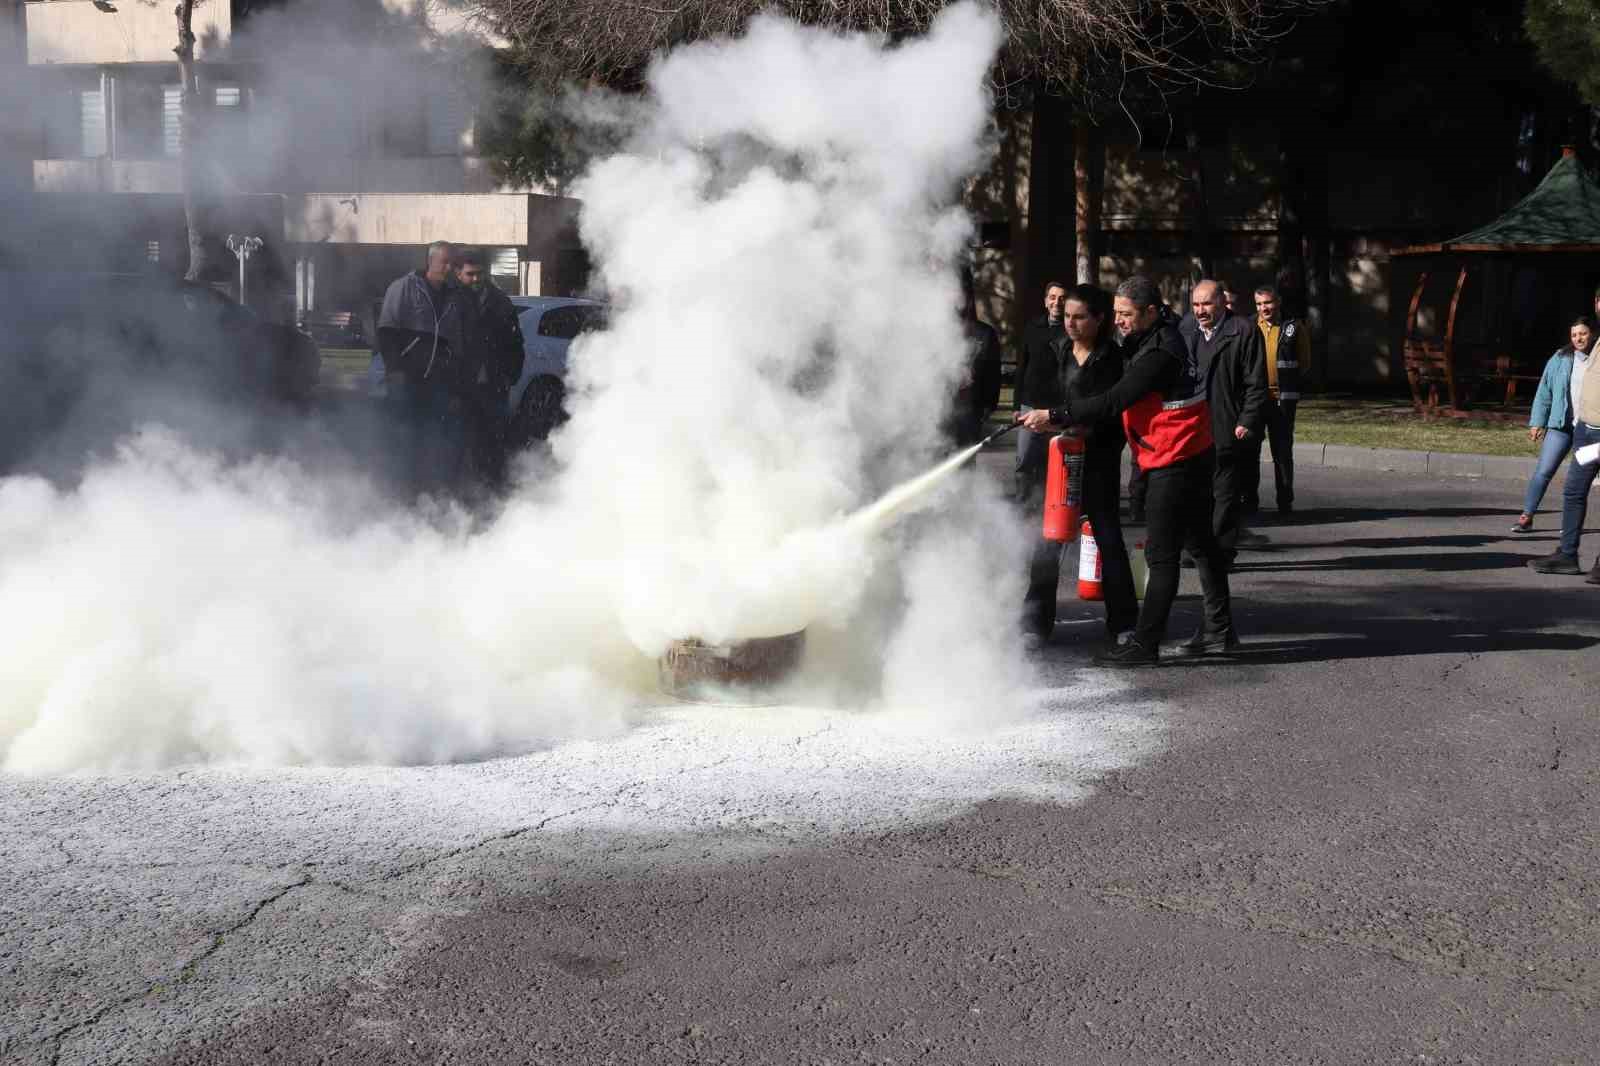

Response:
(0, 3), (1026, 774)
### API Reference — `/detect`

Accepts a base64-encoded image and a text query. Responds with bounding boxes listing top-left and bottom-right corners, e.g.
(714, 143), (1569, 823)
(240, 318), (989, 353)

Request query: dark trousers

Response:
(1212, 445), (1247, 557)
(1022, 450), (1138, 639)
(1137, 450), (1233, 649)
(1128, 464), (1148, 517)
(392, 378), (469, 497)
(1559, 422), (1600, 559)
(1241, 398), (1297, 511)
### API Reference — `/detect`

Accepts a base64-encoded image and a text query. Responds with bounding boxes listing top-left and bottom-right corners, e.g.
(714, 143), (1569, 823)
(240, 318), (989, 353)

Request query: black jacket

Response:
(945, 318), (1003, 445)
(1016, 315), (1065, 409)
(462, 281), (526, 396)
(1178, 311), (1268, 446)
(1052, 334), (1125, 461)
(1052, 321), (1190, 426)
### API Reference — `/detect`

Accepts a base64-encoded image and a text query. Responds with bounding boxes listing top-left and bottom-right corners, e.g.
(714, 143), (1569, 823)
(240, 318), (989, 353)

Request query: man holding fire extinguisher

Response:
(1019, 276), (1237, 666)
(1016, 284), (1139, 648)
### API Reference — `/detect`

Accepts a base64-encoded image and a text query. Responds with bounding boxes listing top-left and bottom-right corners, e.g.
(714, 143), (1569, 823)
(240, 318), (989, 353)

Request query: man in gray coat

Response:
(378, 240), (470, 496)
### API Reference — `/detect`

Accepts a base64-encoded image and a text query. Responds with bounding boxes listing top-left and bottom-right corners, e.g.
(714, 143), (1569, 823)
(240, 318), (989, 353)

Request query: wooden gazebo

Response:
(1393, 148), (1600, 416)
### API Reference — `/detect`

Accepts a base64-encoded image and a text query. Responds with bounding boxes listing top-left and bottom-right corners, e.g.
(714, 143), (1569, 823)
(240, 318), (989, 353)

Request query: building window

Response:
(214, 85), (241, 109)
(163, 85), (183, 156)
(146, 241), (161, 263)
(491, 248), (519, 279)
(81, 89), (107, 158)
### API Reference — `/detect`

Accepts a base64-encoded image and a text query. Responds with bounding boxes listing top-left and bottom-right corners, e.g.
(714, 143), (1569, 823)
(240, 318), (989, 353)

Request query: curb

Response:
(1292, 442), (1597, 490)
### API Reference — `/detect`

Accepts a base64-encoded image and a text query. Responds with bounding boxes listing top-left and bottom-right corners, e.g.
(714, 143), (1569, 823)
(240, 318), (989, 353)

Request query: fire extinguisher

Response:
(1042, 434), (1086, 542)
(1077, 519), (1103, 600)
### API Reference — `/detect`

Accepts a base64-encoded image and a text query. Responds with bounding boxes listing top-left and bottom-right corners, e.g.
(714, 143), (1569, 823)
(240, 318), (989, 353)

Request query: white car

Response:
(508, 296), (607, 443)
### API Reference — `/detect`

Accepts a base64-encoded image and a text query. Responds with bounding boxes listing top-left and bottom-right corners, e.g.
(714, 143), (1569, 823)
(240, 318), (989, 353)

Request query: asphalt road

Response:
(5, 458), (1599, 1065)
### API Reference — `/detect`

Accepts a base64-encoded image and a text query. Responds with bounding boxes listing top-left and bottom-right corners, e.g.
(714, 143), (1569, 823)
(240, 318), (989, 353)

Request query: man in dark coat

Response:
(454, 248), (526, 489)
(1179, 279), (1269, 561)
(944, 268), (1003, 446)
(1013, 281), (1067, 501)
(377, 240), (470, 496)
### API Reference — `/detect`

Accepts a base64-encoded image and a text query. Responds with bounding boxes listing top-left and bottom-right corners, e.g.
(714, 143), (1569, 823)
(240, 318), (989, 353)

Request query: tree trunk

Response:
(1185, 117), (1215, 280)
(176, 0), (210, 282)
(1073, 117), (1103, 286)
(1276, 128), (1309, 320)
(1024, 89), (1072, 312)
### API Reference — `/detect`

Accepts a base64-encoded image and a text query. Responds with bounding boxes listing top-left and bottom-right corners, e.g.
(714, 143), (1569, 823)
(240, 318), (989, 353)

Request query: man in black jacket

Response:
(1179, 279), (1269, 561)
(454, 248), (526, 489)
(1013, 281), (1067, 501)
(1021, 276), (1236, 666)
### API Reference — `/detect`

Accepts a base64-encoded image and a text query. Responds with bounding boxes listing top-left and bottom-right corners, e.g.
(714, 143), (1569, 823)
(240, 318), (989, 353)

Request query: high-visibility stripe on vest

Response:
(1123, 385), (1213, 469)
(1260, 317), (1306, 401)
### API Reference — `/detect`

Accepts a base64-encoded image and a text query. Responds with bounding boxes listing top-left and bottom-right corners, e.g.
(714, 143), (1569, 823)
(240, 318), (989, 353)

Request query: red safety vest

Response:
(1121, 326), (1213, 469)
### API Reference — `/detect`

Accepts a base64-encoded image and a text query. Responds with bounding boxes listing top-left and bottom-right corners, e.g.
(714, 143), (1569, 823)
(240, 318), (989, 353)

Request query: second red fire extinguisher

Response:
(1042, 433), (1085, 542)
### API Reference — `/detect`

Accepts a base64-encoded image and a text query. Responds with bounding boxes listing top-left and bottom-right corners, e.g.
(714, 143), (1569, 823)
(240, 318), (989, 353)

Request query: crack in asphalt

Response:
(41, 872), (314, 1066)
(1086, 885), (1600, 1006)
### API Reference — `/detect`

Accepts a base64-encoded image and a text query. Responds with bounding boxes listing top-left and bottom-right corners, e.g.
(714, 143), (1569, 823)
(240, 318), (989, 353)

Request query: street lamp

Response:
(225, 234), (263, 306)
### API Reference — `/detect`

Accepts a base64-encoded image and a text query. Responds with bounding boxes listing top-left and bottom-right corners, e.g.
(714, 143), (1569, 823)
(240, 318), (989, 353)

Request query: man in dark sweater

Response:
(1179, 279), (1269, 561)
(1013, 281), (1067, 502)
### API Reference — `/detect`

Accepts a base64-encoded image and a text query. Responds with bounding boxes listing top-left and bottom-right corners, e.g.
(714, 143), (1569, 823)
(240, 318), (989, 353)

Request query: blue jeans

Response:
(1522, 427), (1573, 515)
(1559, 422), (1600, 558)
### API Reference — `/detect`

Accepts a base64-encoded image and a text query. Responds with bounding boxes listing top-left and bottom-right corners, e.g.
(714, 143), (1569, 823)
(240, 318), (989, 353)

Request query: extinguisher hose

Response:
(977, 421), (1022, 448)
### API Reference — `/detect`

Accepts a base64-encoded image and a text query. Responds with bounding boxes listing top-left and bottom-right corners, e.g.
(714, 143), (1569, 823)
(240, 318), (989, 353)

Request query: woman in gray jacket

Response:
(1513, 315), (1590, 533)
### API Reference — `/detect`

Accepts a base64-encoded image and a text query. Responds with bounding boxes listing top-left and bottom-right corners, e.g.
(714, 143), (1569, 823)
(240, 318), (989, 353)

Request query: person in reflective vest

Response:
(1252, 284), (1310, 514)
(1020, 276), (1238, 666)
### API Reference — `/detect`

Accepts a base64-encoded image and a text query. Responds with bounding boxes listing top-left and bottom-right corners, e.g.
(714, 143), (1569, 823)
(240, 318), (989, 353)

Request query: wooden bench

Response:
(303, 310), (364, 348)
(1405, 338), (1538, 416)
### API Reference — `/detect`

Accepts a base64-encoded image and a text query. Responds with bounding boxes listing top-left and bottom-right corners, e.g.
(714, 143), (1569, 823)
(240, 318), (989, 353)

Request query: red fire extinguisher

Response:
(1077, 519), (1103, 600)
(1042, 434), (1086, 542)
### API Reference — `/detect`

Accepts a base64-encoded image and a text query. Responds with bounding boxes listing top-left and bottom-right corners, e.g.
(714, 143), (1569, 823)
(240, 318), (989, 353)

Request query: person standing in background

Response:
(946, 268), (1003, 445)
(1512, 315), (1587, 534)
(1180, 279), (1268, 563)
(1251, 284), (1310, 516)
(1014, 281), (1068, 501)
(377, 240), (470, 497)
(454, 248), (527, 492)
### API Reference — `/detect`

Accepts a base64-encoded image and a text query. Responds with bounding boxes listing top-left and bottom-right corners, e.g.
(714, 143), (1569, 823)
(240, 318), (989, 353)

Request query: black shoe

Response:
(1511, 514), (1534, 534)
(1128, 507), (1146, 524)
(1587, 561), (1600, 585)
(1529, 552), (1582, 575)
(1236, 530), (1269, 547)
(1177, 629), (1241, 656)
(1094, 640), (1160, 667)
(1278, 500), (1294, 514)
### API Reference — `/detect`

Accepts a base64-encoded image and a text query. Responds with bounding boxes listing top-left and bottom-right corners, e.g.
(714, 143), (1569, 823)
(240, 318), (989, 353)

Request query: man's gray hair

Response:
(425, 240), (454, 266)
(1115, 275), (1162, 311)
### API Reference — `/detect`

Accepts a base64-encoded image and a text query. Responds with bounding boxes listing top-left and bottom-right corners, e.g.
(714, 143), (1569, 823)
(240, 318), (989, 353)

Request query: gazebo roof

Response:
(1394, 150), (1600, 255)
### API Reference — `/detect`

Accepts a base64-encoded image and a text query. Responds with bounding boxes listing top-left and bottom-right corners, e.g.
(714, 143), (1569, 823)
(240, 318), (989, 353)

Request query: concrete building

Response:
(8, 0), (587, 328)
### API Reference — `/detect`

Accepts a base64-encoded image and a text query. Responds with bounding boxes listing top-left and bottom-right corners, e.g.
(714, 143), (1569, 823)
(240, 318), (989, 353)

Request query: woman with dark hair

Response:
(1513, 314), (1590, 533)
(1017, 283), (1138, 647)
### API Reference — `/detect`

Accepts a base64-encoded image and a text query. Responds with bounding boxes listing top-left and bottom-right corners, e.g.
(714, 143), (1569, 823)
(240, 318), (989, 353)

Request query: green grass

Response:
(1293, 395), (1531, 457)
(988, 391), (1534, 458)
